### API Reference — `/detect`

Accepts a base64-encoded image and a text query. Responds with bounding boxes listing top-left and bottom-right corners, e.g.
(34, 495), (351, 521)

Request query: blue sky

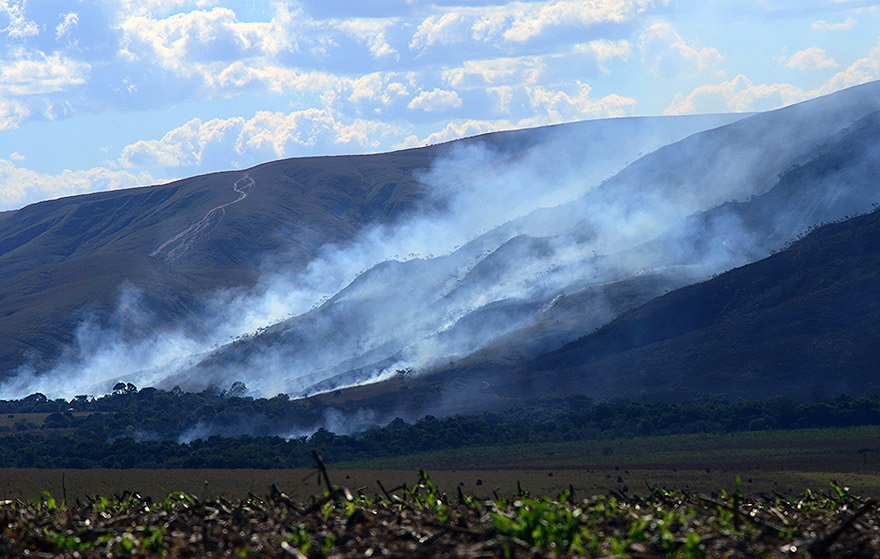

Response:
(0, 0), (878, 211)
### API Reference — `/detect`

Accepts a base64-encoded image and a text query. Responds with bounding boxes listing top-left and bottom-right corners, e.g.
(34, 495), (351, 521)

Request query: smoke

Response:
(2, 81), (880, 409)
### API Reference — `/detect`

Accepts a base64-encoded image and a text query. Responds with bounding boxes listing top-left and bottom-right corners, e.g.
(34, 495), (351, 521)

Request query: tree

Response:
(112, 382), (137, 396)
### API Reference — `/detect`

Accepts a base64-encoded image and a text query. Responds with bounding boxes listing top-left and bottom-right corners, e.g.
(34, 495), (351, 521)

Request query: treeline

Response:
(1, 388), (880, 468)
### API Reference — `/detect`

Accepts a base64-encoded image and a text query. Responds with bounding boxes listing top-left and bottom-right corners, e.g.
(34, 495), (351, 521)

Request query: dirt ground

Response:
(3, 466), (880, 502)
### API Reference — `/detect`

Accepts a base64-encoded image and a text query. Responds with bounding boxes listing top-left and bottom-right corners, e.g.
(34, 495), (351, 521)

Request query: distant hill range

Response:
(2, 81), (880, 418)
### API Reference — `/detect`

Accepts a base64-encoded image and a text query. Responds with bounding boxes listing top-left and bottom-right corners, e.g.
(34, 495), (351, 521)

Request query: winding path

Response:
(151, 173), (255, 262)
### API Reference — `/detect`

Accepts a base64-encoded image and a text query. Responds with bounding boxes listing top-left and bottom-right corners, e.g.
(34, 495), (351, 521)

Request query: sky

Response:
(0, 1), (878, 212)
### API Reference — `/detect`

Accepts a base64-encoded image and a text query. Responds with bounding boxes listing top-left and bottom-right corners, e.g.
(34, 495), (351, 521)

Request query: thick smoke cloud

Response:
(2, 82), (879, 408)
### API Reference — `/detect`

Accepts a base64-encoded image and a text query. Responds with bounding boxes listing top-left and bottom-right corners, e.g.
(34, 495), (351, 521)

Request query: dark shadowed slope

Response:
(515, 204), (880, 403)
(461, 106), (880, 372)
(309, 203), (880, 420)
(178, 82), (880, 400)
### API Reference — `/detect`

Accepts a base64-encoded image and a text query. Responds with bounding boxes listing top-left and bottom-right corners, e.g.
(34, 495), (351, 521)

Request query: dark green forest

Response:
(1, 385), (880, 468)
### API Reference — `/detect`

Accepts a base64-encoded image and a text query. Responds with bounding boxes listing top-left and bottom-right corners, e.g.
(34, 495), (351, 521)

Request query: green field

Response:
(2, 425), (879, 501)
(3, 426), (880, 557)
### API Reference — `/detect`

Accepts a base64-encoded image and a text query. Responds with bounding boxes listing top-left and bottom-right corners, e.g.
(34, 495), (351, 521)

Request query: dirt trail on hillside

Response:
(151, 173), (255, 262)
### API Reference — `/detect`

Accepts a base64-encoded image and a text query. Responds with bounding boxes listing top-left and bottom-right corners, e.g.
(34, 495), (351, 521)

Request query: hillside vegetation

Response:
(2, 386), (880, 469)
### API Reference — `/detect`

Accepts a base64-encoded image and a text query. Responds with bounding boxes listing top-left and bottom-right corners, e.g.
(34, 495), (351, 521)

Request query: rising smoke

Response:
(2, 81), (880, 404)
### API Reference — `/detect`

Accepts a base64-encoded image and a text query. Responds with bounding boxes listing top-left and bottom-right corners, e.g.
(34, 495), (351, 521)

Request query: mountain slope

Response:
(0, 114), (736, 394)
(0, 150), (442, 375)
(302, 203), (880, 421)
(172, 81), (880, 398)
(514, 203), (880, 402)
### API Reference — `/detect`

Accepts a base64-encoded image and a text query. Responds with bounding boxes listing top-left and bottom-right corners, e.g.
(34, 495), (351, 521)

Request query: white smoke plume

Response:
(1, 81), (879, 403)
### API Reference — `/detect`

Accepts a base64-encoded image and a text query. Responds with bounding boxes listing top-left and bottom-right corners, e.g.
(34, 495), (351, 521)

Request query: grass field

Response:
(1, 425), (879, 501)
(3, 426), (880, 557)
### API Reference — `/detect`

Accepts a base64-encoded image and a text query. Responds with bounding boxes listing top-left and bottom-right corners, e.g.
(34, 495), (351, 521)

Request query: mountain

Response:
(169, 81), (880, 400)
(0, 113), (736, 396)
(299, 179), (880, 421)
(2, 81), (880, 409)
(0, 150), (445, 377)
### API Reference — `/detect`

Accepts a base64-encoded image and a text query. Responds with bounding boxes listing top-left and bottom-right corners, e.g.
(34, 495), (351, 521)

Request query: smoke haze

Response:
(2, 81), (880, 404)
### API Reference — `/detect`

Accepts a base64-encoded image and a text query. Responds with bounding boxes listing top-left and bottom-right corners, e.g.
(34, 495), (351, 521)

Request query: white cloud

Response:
(397, 119), (517, 148)
(443, 56), (546, 88)
(407, 88), (463, 112)
(345, 72), (413, 108)
(581, 39), (632, 65)
(0, 158), (153, 209)
(121, 116), (245, 168)
(410, 0), (665, 49)
(0, 98), (29, 130)
(502, 0), (663, 43)
(410, 12), (470, 49)
(334, 18), (399, 60)
(665, 74), (809, 114)
(0, 52), (90, 96)
(780, 47), (838, 70)
(0, 0), (38, 38)
(526, 82), (637, 121)
(120, 109), (405, 170)
(811, 17), (857, 30)
(442, 41), (630, 89)
(818, 41), (880, 92)
(113, 0), (218, 19)
(119, 8), (266, 72)
(400, 82), (637, 147)
(666, 38), (880, 116)
(639, 22), (725, 78)
(55, 12), (80, 40)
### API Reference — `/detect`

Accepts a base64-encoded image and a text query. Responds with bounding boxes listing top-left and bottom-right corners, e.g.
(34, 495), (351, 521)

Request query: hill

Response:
(0, 151), (441, 376)
(0, 114), (734, 394)
(3, 82), (880, 408)
(175, 81), (880, 401)
(304, 201), (880, 420)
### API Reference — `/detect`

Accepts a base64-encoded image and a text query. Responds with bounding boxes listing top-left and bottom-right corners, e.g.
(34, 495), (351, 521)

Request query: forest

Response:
(2, 385), (880, 469)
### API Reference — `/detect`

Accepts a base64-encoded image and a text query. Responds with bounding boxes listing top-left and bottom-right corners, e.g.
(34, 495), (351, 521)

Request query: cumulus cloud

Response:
(0, 158), (153, 209)
(811, 17), (857, 30)
(409, 0), (664, 49)
(0, 98), (29, 130)
(501, 0), (663, 43)
(0, 0), (39, 38)
(667, 38), (880, 116)
(780, 47), (838, 70)
(442, 41), (630, 90)
(0, 52), (90, 95)
(0, 0), (874, 211)
(334, 18), (399, 60)
(114, 0), (218, 19)
(819, 41), (880, 93)
(399, 83), (636, 147)
(55, 12), (80, 40)
(665, 74), (809, 114)
(121, 109), (405, 171)
(639, 22), (725, 78)
(119, 7), (271, 72)
(527, 82), (637, 120)
(407, 88), (463, 112)
(410, 12), (471, 49)
(442, 56), (546, 88)
(582, 39), (632, 65)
